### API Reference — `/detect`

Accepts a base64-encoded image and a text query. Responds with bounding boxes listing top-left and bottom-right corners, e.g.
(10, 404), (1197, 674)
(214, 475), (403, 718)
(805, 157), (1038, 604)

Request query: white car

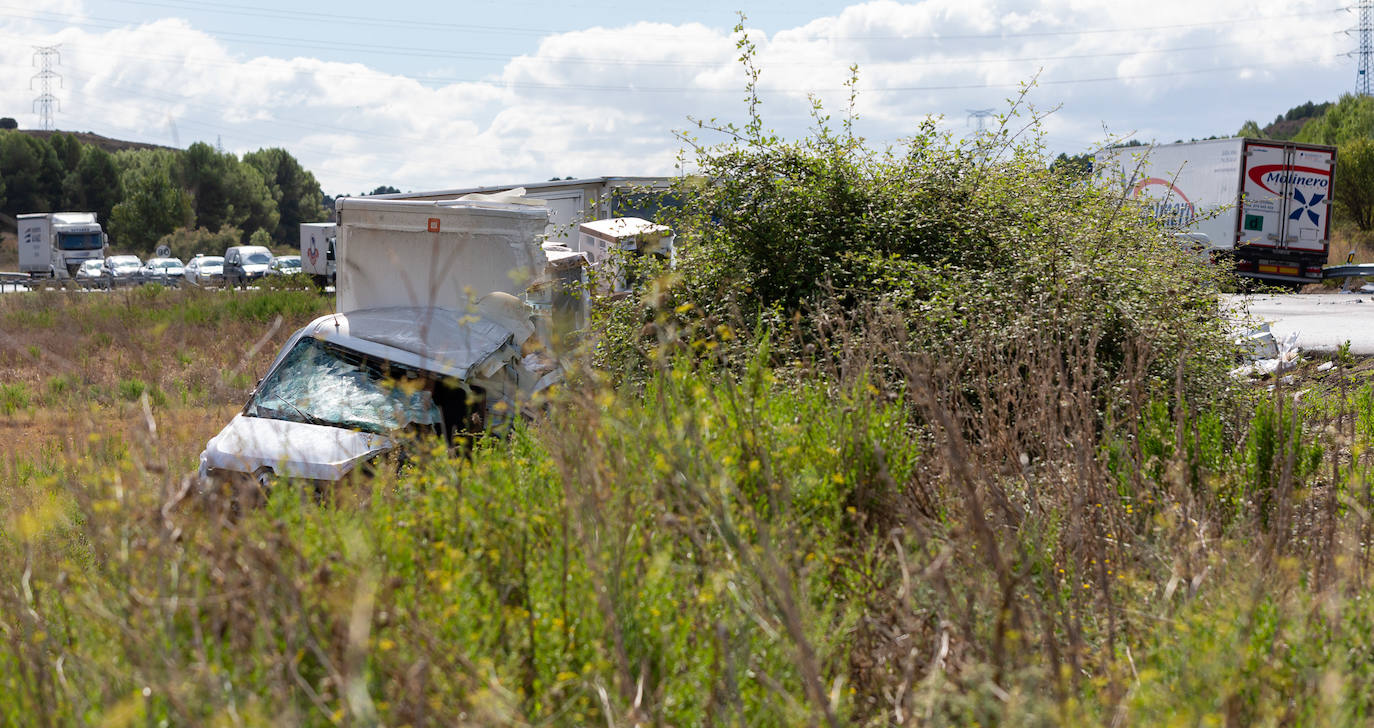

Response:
(184, 255), (225, 286)
(267, 255), (302, 275)
(104, 255), (144, 287)
(75, 258), (107, 289)
(197, 296), (555, 488)
(140, 257), (185, 286)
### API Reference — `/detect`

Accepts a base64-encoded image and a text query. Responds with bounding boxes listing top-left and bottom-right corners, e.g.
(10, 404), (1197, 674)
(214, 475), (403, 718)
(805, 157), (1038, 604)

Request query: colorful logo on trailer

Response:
(1246, 163), (1330, 226)
(1131, 177), (1195, 227)
(1247, 164), (1330, 196)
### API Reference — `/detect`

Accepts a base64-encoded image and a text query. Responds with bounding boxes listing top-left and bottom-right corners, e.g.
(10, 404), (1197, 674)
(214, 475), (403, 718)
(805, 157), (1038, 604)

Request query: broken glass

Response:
(246, 337), (442, 435)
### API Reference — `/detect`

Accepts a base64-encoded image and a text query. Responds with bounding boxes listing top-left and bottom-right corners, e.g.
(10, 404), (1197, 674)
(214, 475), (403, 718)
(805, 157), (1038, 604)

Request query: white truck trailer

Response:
(17, 211), (107, 278)
(299, 222), (337, 287)
(1095, 138), (1336, 284)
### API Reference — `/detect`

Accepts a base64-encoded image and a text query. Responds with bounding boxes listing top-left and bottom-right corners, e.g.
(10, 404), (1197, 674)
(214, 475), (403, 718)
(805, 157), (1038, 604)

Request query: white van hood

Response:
(200, 413), (392, 482)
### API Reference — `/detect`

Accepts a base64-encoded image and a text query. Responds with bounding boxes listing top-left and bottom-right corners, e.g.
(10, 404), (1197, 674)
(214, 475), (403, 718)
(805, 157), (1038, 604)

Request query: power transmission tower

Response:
(966, 108), (995, 133)
(1360, 0), (1373, 96)
(31, 45), (62, 131)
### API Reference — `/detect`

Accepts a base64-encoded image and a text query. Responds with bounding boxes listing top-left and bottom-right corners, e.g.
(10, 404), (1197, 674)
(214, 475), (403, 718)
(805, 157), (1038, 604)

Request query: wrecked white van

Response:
(198, 192), (567, 488)
(198, 300), (551, 485)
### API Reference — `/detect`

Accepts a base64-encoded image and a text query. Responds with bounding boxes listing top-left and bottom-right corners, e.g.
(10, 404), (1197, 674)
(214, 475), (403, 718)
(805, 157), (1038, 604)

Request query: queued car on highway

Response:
(267, 255), (301, 276)
(224, 245), (274, 288)
(185, 255), (225, 287)
(75, 258), (107, 289)
(139, 257), (185, 286)
(103, 255), (144, 287)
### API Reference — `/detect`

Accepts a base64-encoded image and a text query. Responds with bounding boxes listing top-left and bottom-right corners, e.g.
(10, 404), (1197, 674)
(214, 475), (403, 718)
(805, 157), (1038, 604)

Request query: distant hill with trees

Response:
(1237, 101), (1333, 141)
(16, 129), (171, 155)
(0, 129), (328, 254)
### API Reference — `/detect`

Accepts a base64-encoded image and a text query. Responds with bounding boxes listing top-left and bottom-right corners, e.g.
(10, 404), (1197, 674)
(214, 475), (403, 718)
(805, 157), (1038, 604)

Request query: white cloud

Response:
(0, 0), (1356, 195)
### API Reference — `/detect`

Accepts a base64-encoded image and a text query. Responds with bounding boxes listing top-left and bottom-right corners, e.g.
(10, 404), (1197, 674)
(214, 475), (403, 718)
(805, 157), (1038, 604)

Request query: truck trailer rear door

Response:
(1239, 142), (1334, 255)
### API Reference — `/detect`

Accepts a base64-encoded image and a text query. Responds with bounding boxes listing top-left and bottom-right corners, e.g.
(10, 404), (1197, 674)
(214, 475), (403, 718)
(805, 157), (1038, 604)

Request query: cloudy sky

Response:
(0, 0), (1356, 196)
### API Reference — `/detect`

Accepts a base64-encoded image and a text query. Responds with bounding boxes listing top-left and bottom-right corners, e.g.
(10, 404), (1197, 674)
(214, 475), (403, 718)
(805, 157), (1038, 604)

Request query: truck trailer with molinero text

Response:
(1094, 138), (1336, 284)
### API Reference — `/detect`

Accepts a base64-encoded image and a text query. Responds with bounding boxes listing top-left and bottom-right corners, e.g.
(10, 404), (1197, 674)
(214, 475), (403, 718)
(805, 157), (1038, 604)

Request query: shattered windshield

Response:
(245, 337), (442, 435)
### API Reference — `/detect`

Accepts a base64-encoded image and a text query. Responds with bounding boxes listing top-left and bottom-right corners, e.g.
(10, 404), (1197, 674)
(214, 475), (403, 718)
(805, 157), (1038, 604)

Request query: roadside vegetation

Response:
(6, 47), (1374, 726)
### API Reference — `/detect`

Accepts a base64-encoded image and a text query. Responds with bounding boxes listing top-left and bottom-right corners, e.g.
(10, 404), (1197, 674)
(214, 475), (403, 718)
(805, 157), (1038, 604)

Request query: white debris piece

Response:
(1231, 331), (1302, 379)
(1236, 322), (1279, 360)
(1317, 361), (1335, 372)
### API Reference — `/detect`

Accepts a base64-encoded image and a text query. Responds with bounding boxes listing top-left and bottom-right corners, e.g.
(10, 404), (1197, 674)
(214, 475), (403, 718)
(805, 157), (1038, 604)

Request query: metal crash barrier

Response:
(1322, 263), (1374, 280)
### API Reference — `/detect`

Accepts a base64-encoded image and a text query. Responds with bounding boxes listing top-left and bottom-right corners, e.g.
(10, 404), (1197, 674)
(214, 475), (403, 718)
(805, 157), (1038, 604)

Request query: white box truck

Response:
(17, 211), (107, 278)
(198, 191), (566, 489)
(1095, 138), (1336, 284)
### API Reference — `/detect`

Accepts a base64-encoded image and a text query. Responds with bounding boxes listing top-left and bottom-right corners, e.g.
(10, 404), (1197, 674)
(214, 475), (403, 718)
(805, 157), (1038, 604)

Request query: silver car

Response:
(140, 257), (185, 286)
(267, 255), (302, 275)
(184, 255), (225, 286)
(104, 255), (144, 287)
(75, 258), (108, 289)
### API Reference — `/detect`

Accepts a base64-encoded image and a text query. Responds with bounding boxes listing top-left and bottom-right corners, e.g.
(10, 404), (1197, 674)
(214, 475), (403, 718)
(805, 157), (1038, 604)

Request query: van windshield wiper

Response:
(262, 394), (332, 428)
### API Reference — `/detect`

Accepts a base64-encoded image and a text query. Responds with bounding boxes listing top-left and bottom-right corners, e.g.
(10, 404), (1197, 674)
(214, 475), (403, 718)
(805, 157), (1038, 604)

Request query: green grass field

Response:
(3, 287), (1374, 725)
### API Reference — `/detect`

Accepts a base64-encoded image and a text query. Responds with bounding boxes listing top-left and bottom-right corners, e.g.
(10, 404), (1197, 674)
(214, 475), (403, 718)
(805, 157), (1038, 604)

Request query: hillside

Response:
(1239, 100), (1331, 140)
(16, 128), (173, 154)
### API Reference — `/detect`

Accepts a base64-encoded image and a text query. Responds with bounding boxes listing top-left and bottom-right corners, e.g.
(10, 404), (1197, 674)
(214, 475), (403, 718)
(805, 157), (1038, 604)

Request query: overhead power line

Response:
(22, 22), (1349, 97)
(0, 18), (1335, 72)
(3, 2), (1348, 44)
(58, 48), (1346, 95)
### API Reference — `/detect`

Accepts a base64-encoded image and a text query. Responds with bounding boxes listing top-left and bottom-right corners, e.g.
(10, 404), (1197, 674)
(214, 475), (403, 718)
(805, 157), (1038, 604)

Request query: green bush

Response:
(0, 382), (30, 415)
(256, 272), (320, 292)
(599, 31), (1234, 412)
(116, 378), (146, 401)
(155, 225), (244, 261)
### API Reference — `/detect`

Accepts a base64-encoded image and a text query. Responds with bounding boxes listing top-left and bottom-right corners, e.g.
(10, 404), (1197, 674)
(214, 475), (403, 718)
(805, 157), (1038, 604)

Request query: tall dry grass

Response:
(3, 285), (1374, 725)
(1329, 224), (1374, 264)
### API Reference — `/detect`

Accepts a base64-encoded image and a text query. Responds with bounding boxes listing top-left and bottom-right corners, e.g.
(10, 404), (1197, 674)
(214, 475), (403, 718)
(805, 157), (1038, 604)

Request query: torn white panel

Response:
(320, 307), (516, 381)
(335, 196), (550, 313)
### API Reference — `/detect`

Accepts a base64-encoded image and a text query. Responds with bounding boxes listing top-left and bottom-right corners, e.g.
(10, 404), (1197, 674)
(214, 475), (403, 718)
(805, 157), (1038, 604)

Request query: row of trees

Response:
(0, 131), (327, 253)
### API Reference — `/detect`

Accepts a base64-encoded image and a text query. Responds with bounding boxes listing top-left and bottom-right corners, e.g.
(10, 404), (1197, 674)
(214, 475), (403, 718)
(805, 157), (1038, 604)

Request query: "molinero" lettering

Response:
(1264, 172), (1329, 188)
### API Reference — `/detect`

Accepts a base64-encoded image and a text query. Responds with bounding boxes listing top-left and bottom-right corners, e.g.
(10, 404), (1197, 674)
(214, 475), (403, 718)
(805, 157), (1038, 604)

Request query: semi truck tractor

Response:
(17, 212), (107, 278)
(1095, 138), (1336, 285)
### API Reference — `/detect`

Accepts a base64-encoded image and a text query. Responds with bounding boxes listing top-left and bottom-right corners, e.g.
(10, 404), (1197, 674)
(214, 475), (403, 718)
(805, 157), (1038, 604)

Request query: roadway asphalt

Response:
(1223, 292), (1374, 355)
